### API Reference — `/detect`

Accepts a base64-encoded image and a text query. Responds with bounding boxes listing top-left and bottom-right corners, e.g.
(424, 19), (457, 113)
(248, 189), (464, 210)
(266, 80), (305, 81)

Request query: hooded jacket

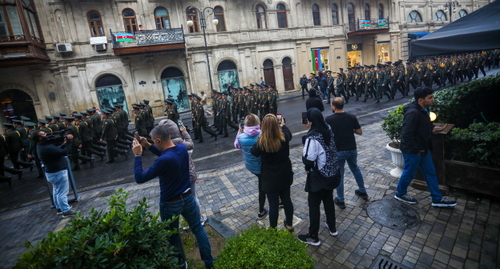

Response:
(234, 125), (261, 174)
(158, 119), (197, 183)
(400, 101), (434, 155)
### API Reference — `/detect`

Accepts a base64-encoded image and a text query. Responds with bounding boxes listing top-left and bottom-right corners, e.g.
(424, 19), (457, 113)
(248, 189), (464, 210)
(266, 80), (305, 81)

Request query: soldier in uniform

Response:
(193, 96), (217, 143)
(63, 116), (82, 170)
(75, 113), (97, 166)
(22, 122), (43, 179)
(101, 110), (119, 164)
(309, 73), (318, 92)
(164, 100), (178, 122)
(0, 131), (13, 185)
(53, 115), (66, 131)
(3, 123), (29, 176)
(326, 71), (335, 104)
(37, 119), (53, 133)
(334, 73), (349, 103)
(133, 106), (148, 137)
(13, 119), (29, 162)
(143, 100), (154, 133)
(268, 85), (278, 115)
(356, 66), (365, 101)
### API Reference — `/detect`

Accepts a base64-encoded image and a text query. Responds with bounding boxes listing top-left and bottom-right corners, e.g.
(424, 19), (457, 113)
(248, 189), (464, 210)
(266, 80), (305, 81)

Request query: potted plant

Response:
(381, 105), (405, 177)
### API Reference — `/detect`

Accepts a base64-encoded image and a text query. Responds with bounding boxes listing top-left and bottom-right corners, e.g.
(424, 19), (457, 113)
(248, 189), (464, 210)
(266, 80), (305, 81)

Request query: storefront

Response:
(347, 43), (363, 67)
(376, 41), (390, 64)
(311, 48), (330, 71)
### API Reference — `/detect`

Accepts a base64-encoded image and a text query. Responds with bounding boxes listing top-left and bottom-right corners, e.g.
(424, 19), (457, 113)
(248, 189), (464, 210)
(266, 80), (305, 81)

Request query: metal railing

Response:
(356, 18), (390, 31)
(110, 28), (185, 48)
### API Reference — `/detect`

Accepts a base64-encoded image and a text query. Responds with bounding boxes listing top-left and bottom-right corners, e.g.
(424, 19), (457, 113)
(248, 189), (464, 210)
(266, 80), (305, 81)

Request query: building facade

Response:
(0, 0), (492, 121)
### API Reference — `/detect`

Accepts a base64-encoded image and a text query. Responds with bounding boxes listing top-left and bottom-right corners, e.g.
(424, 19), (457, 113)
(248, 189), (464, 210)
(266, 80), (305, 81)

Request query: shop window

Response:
(331, 4), (339, 25)
(214, 6), (226, 31)
(87, 11), (104, 37)
(433, 10), (447, 21)
(155, 7), (170, 29)
(277, 4), (287, 28)
(407, 11), (422, 23)
(312, 4), (320, 26)
(256, 5), (267, 29)
(123, 9), (137, 32)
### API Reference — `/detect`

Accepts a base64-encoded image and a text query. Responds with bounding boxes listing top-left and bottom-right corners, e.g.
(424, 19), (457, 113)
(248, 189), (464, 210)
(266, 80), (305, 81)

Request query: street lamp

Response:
(187, 6), (219, 91)
(444, 1), (461, 22)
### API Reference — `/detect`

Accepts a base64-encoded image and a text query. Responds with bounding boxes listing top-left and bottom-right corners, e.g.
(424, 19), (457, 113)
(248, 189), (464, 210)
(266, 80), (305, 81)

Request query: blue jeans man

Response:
(335, 150), (368, 207)
(46, 169), (71, 213)
(159, 193), (214, 269)
(396, 152), (442, 202)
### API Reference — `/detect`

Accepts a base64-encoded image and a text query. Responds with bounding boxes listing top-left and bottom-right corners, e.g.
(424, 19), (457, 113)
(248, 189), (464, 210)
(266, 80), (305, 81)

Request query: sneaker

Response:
(432, 199), (457, 207)
(298, 234), (321, 246)
(62, 209), (77, 218)
(355, 190), (369, 200)
(323, 222), (339, 236)
(334, 198), (346, 209)
(200, 215), (208, 226)
(279, 202), (284, 208)
(258, 208), (269, 220)
(56, 209), (63, 215)
(394, 194), (418, 205)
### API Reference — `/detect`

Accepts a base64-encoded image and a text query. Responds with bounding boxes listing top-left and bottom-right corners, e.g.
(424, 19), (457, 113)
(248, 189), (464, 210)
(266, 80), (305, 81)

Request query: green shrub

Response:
(15, 189), (180, 269)
(381, 105), (405, 148)
(214, 226), (315, 269)
(448, 122), (500, 168)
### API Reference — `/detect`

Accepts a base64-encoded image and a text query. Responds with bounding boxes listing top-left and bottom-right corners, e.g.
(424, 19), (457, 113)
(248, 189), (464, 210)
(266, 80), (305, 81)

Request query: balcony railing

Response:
(358, 18), (389, 30)
(110, 28), (185, 56)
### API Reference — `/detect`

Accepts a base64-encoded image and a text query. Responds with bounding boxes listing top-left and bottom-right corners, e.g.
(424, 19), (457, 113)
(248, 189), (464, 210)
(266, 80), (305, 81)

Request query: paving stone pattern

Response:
(0, 120), (499, 268)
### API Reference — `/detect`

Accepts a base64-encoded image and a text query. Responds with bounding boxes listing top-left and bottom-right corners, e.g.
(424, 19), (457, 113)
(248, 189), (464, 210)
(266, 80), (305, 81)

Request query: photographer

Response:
(32, 130), (78, 218)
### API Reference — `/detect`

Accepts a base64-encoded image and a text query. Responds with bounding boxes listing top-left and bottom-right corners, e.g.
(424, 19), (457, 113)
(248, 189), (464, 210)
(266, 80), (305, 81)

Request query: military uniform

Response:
(101, 111), (118, 163)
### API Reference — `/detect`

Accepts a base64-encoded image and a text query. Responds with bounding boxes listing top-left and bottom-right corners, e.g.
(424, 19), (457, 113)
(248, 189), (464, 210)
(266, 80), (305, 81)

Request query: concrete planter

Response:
(386, 143), (404, 178)
(444, 160), (500, 198)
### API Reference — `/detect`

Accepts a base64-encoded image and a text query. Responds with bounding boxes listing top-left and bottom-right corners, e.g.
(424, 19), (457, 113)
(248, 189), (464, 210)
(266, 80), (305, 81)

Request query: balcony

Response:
(0, 34), (49, 68)
(111, 28), (185, 56)
(348, 18), (390, 37)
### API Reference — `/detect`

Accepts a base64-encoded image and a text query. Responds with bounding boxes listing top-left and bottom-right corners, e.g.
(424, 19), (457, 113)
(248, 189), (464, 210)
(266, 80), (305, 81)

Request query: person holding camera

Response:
(32, 130), (78, 218)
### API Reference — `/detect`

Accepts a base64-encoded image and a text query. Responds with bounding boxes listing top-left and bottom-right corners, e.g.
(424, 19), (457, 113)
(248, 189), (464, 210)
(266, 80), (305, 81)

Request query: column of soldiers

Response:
(309, 49), (500, 104)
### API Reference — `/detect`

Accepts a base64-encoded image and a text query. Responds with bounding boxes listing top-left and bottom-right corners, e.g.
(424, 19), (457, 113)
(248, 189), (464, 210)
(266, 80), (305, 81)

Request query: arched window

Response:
(364, 4), (370, 20)
(155, 7), (170, 29)
(217, 60), (240, 92)
(277, 4), (287, 28)
(161, 67), (189, 111)
(0, 0), (43, 42)
(331, 4), (339, 24)
(434, 10), (447, 21)
(348, 4), (356, 31)
(214, 6), (226, 31)
(312, 4), (320, 25)
(407, 11), (423, 23)
(378, 4), (384, 19)
(186, 7), (200, 33)
(457, 9), (468, 19)
(256, 5), (267, 29)
(95, 75), (129, 115)
(87, 11), (104, 37)
(122, 9), (137, 32)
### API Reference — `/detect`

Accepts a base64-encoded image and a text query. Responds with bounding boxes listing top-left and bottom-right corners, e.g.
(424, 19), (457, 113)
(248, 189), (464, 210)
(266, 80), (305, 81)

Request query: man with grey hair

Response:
(133, 125), (214, 269)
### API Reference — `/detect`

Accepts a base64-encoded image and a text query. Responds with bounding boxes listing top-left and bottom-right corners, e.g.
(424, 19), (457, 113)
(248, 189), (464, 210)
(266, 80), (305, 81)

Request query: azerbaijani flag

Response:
(378, 19), (388, 26)
(115, 33), (135, 42)
(311, 49), (322, 71)
(361, 20), (371, 27)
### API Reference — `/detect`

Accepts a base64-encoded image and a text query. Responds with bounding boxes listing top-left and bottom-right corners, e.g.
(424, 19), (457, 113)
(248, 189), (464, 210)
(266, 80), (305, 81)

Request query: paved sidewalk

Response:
(1, 120), (499, 268)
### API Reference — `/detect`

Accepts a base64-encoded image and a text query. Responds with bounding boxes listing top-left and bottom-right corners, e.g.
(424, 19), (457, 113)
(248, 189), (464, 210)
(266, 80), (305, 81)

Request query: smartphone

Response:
(178, 120), (183, 127)
(301, 112), (308, 124)
(134, 131), (140, 141)
(277, 113), (283, 124)
(239, 119), (245, 129)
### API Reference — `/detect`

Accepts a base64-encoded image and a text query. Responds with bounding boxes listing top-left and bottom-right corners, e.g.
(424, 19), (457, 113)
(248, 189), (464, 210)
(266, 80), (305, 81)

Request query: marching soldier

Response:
(193, 96), (217, 143)
(143, 100), (154, 133)
(3, 123), (31, 174)
(101, 110), (119, 164)
(164, 100), (178, 122)
(53, 114), (66, 131)
(269, 85), (278, 115)
(133, 106), (148, 137)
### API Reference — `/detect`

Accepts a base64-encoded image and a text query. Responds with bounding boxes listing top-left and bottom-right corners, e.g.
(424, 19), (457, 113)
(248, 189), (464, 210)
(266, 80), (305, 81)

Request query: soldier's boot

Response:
(95, 140), (107, 147)
(0, 175), (12, 187)
(4, 166), (22, 180)
(91, 144), (106, 153)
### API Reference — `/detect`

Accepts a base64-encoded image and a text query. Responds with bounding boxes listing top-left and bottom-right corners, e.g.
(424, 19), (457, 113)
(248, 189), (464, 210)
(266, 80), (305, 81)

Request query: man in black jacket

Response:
(394, 87), (456, 207)
(305, 90), (324, 112)
(33, 130), (78, 218)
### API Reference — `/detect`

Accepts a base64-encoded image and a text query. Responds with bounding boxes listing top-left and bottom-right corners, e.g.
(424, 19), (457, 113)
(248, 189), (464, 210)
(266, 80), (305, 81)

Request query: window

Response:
(155, 7), (170, 29)
(457, 9), (467, 19)
(0, 0), (42, 42)
(364, 4), (370, 20)
(256, 5), (266, 29)
(434, 10), (447, 21)
(407, 11), (422, 23)
(348, 4), (356, 31)
(312, 4), (320, 26)
(277, 4), (287, 28)
(378, 4), (384, 19)
(186, 7), (199, 33)
(87, 11), (104, 37)
(331, 4), (339, 24)
(123, 9), (137, 32)
(214, 6), (226, 31)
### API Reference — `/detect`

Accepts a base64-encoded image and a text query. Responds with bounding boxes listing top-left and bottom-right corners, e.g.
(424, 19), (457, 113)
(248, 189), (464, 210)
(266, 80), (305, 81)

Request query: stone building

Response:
(0, 0), (491, 121)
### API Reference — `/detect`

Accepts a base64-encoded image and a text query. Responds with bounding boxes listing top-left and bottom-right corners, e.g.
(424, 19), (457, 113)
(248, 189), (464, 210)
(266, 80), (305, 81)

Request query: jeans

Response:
(159, 194), (214, 269)
(191, 181), (201, 217)
(45, 169), (71, 213)
(336, 150), (366, 202)
(308, 188), (336, 236)
(266, 187), (294, 228)
(396, 152), (442, 202)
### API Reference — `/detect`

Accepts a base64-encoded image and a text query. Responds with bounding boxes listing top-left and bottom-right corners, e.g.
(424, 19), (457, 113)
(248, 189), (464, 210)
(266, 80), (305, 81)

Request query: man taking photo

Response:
(32, 130), (78, 218)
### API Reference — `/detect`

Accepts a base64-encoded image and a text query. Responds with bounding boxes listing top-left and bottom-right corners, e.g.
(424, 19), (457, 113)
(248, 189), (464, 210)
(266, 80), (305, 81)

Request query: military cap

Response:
(339, 68), (344, 71)
(194, 95), (202, 101)
(80, 112), (88, 115)
(44, 115), (53, 120)
(24, 122), (36, 127)
(37, 119), (47, 124)
(143, 100), (150, 104)
(132, 106), (140, 110)
(386, 61), (392, 65)
(59, 113), (67, 116)
(114, 103), (124, 107)
(221, 92), (228, 96)
(164, 100), (173, 105)
(86, 109), (95, 113)
(250, 84), (254, 86)
(52, 115), (61, 118)
(246, 89), (253, 93)
(187, 94), (193, 98)
(20, 116), (30, 121)
(101, 110), (112, 115)
(12, 119), (22, 123)
(2, 123), (13, 127)
(63, 116), (74, 121)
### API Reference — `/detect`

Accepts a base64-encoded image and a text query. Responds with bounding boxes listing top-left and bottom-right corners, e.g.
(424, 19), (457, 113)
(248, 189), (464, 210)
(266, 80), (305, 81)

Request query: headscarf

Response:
(307, 107), (331, 145)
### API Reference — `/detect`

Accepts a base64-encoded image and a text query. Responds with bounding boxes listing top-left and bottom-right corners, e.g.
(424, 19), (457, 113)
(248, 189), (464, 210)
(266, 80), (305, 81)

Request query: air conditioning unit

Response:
(56, 43), (73, 53)
(95, 44), (107, 51)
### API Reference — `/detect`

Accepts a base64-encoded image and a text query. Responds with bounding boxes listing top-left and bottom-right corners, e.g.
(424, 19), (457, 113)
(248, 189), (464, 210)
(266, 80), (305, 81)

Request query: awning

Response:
(408, 32), (431, 39)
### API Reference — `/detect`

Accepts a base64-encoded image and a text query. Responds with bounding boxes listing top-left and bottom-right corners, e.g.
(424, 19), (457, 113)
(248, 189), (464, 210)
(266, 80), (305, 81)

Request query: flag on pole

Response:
(115, 33), (135, 42)
(378, 19), (388, 26)
(311, 49), (321, 71)
(361, 20), (371, 27)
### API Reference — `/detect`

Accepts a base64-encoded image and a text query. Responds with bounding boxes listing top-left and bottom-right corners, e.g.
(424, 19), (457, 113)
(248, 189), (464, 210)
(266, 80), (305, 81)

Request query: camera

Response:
(301, 112), (308, 124)
(239, 119), (245, 130)
(41, 128), (71, 145)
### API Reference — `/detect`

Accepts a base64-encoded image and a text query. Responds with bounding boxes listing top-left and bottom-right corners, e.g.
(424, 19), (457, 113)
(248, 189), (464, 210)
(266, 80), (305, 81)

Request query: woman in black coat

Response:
(251, 114), (294, 231)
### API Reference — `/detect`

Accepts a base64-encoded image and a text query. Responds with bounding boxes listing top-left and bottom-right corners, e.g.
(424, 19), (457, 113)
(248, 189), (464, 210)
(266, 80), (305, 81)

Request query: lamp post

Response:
(187, 6), (219, 91)
(444, 1), (461, 22)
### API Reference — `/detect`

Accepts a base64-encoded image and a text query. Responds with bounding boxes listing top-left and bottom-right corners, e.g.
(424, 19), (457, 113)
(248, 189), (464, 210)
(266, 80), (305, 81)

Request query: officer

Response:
(334, 73), (349, 103)
(133, 106), (148, 137)
(268, 85), (278, 115)
(37, 119), (52, 133)
(25, 122), (44, 178)
(74, 113), (95, 167)
(63, 116), (83, 170)
(143, 100), (154, 133)
(193, 96), (217, 143)
(217, 92), (230, 137)
(101, 110), (118, 164)
(13, 119), (29, 162)
(53, 114), (66, 130)
(3, 123), (28, 178)
(0, 131), (13, 185)
(164, 100), (178, 122)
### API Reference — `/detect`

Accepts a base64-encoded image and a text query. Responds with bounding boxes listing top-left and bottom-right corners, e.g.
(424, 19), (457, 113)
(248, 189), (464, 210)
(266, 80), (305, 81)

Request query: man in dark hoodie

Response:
(305, 89), (324, 112)
(394, 87), (457, 207)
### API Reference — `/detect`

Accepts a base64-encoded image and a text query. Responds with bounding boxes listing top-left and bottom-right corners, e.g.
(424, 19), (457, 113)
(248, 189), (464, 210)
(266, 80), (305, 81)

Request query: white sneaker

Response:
(200, 215), (208, 226)
(323, 222), (338, 236)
